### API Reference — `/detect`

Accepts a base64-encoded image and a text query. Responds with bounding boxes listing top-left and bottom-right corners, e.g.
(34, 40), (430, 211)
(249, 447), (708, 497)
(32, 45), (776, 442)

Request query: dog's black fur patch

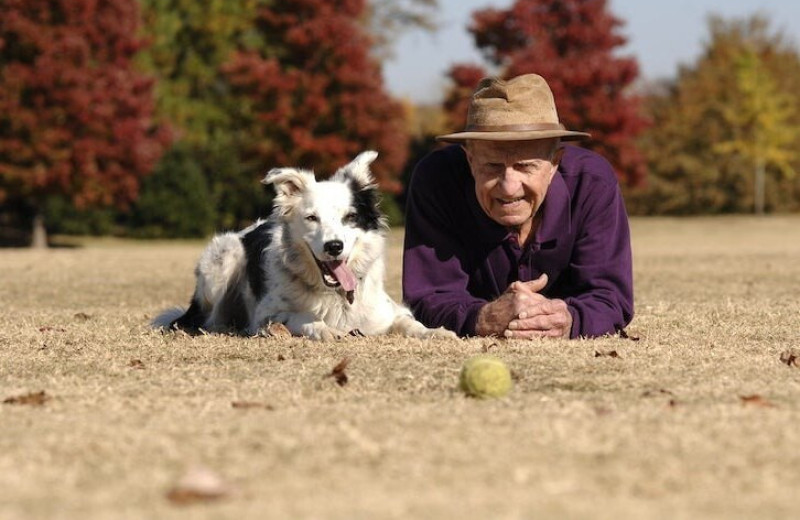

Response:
(349, 181), (381, 231)
(241, 220), (274, 300)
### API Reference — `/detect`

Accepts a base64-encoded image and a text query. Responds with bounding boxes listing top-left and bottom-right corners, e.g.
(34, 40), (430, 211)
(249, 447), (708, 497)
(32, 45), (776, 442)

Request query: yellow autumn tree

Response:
(714, 46), (799, 214)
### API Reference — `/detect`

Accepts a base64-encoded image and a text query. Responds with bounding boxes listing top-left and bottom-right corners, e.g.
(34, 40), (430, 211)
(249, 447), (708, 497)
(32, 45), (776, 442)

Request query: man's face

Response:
(465, 139), (562, 232)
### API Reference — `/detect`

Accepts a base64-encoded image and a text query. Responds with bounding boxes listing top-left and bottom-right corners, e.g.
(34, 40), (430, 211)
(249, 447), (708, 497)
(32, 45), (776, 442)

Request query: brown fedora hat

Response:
(436, 74), (591, 143)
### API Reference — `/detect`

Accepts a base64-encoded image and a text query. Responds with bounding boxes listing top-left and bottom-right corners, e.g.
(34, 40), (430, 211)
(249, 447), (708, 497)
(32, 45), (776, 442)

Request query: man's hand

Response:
(474, 274), (573, 339)
(474, 275), (548, 337)
(504, 275), (572, 338)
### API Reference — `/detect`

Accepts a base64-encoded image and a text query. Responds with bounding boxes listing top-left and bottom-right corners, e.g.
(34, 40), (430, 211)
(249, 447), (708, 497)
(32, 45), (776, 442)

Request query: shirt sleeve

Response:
(402, 152), (487, 336)
(561, 168), (634, 338)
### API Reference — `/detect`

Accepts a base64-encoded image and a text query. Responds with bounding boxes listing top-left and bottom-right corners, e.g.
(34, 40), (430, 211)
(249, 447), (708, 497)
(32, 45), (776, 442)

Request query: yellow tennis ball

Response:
(459, 355), (512, 399)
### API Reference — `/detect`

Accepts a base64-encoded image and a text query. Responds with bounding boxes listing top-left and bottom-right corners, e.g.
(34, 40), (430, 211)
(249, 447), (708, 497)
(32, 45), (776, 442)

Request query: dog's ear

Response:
(262, 168), (315, 213)
(262, 167), (315, 195)
(332, 150), (378, 188)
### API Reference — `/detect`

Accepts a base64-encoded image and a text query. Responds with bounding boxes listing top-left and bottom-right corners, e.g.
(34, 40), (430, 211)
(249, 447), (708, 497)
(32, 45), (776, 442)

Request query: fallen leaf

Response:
(276, 353), (286, 361)
(3, 390), (50, 406)
(779, 349), (799, 368)
(618, 329), (640, 341)
(265, 322), (291, 338)
(166, 466), (230, 505)
(482, 342), (498, 353)
(740, 394), (776, 408)
(38, 326), (65, 333)
(641, 388), (674, 398)
(231, 401), (274, 410)
(594, 349), (620, 358)
(326, 357), (350, 387)
(74, 312), (92, 321)
(128, 359), (145, 370)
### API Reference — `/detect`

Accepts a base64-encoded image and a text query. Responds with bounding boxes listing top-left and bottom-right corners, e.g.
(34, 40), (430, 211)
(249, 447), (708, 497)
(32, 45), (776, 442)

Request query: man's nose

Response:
(497, 167), (522, 194)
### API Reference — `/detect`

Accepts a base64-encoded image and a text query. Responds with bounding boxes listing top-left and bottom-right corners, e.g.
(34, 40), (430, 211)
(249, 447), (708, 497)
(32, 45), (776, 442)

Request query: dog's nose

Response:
(324, 240), (344, 257)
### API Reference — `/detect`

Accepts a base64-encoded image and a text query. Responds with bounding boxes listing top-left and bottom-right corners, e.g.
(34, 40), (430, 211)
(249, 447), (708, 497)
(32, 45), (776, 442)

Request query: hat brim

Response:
(435, 129), (591, 143)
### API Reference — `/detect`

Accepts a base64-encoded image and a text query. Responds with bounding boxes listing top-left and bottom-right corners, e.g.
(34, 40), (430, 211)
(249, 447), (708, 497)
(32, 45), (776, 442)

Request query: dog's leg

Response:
(195, 233), (248, 331)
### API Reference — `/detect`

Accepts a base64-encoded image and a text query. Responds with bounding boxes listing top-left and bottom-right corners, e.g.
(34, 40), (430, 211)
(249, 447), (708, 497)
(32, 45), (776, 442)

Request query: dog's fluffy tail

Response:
(151, 307), (187, 330)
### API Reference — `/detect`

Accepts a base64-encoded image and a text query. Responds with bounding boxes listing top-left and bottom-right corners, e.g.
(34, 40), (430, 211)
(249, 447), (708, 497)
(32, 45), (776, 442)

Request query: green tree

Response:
(134, 0), (265, 233)
(637, 15), (800, 214)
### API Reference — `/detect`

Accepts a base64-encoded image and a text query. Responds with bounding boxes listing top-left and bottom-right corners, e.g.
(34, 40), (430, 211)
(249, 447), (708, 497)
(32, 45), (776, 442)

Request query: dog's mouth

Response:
(315, 258), (357, 303)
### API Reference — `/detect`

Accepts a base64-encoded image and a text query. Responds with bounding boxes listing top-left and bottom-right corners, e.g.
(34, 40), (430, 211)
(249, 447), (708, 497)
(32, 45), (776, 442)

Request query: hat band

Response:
(464, 122), (565, 132)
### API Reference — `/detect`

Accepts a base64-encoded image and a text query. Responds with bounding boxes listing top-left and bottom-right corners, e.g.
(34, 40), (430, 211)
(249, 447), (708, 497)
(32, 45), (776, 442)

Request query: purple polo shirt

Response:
(402, 144), (633, 338)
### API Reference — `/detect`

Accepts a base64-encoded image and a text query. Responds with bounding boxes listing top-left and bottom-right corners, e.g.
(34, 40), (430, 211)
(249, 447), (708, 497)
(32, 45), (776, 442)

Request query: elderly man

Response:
(402, 74), (633, 339)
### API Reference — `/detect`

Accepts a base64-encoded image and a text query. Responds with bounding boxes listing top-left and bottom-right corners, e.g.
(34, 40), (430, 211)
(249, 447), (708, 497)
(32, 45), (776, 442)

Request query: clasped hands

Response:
(475, 274), (572, 339)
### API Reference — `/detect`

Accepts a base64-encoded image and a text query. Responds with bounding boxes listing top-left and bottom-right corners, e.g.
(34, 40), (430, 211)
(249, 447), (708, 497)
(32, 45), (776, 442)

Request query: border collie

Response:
(154, 151), (456, 341)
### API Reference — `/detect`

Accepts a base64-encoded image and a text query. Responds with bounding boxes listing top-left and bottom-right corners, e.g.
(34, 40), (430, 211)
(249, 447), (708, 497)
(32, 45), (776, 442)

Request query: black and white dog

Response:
(154, 151), (455, 341)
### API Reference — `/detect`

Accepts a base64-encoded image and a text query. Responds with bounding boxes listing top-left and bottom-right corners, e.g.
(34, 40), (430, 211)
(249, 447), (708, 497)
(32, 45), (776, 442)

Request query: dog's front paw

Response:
(423, 326), (459, 340)
(303, 321), (347, 341)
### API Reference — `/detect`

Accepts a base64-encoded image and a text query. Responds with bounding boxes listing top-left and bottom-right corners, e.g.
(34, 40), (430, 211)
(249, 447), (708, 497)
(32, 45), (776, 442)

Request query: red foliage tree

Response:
(445, 0), (647, 186)
(222, 0), (408, 193)
(0, 0), (169, 244)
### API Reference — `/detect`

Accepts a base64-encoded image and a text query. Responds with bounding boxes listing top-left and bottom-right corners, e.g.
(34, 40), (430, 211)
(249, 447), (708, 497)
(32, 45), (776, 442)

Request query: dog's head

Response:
(262, 151), (385, 297)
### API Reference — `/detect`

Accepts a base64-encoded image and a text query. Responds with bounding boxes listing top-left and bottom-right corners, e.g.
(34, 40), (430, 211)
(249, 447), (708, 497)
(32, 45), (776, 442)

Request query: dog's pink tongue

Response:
(327, 260), (356, 292)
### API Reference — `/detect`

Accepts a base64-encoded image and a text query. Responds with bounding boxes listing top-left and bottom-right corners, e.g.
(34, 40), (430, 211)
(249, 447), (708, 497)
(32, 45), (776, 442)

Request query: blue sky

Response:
(383, 0), (800, 103)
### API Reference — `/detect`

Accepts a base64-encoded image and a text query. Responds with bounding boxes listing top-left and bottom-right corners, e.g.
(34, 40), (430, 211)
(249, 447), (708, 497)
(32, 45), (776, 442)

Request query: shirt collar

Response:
(465, 168), (572, 246)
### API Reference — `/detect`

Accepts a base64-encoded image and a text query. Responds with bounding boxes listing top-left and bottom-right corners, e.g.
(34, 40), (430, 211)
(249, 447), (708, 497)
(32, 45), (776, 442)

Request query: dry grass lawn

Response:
(2, 216), (799, 519)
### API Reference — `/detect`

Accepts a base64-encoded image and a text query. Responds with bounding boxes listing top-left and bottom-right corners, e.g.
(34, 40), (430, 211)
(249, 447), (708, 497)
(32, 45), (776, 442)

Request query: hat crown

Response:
(467, 74), (560, 129)
(435, 73), (590, 142)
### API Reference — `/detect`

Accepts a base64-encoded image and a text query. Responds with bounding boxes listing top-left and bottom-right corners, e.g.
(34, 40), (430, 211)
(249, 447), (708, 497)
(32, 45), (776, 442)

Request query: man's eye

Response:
(517, 162), (542, 174)
(305, 214), (319, 222)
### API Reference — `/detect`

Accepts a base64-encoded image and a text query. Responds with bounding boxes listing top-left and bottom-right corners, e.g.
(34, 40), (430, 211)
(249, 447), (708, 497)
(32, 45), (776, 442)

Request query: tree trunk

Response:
(31, 210), (48, 248)
(754, 158), (765, 215)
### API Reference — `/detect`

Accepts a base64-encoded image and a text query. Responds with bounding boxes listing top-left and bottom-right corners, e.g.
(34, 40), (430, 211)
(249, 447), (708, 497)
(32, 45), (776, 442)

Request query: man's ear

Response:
(549, 147), (565, 180)
(461, 143), (475, 174)
(552, 147), (565, 167)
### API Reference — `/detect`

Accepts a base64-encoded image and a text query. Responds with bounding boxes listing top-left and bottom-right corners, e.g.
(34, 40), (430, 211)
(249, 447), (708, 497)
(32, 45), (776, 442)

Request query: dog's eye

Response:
(343, 212), (357, 224)
(305, 214), (319, 223)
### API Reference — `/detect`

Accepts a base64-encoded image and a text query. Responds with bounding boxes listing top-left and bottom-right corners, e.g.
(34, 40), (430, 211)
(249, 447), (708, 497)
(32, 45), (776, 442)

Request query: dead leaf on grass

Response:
(482, 342), (499, 353)
(594, 349), (620, 358)
(740, 394), (776, 408)
(3, 390), (50, 406)
(38, 326), (65, 333)
(325, 357), (350, 387)
(231, 401), (274, 410)
(166, 466), (230, 505)
(779, 349), (799, 368)
(74, 312), (92, 321)
(618, 329), (640, 341)
(128, 359), (145, 370)
(641, 388), (674, 398)
(276, 353), (286, 361)
(264, 322), (291, 338)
